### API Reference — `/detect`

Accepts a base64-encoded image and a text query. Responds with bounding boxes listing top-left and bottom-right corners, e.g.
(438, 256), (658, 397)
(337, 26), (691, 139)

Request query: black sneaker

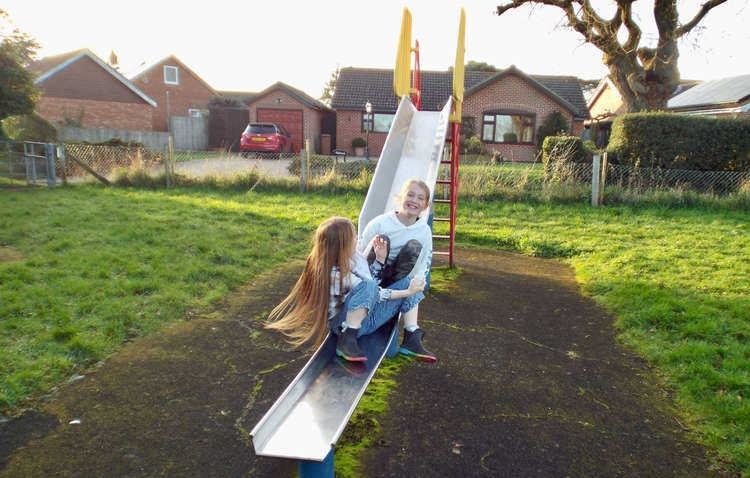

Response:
(336, 327), (367, 362)
(399, 328), (437, 362)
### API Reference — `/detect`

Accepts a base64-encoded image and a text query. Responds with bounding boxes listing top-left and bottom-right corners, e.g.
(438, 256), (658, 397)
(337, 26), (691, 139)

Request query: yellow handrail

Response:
(394, 7), (412, 98)
(451, 8), (466, 123)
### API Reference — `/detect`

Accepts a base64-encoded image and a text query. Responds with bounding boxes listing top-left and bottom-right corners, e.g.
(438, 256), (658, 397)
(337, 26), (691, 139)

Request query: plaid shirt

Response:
(328, 253), (388, 322)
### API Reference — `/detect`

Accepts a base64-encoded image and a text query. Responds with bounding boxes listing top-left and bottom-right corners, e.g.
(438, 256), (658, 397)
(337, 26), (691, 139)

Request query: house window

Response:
(188, 109), (202, 118)
(481, 112), (535, 144)
(362, 113), (395, 133)
(164, 66), (179, 85)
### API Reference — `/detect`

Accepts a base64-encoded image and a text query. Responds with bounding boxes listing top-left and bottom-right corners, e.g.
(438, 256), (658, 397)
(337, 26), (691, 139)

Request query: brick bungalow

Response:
(246, 82), (334, 154)
(130, 54), (216, 132)
(28, 48), (156, 130)
(332, 66), (590, 162)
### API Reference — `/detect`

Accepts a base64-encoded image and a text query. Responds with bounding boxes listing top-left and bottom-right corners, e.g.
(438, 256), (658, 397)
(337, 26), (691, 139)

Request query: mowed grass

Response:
(2, 183), (749, 474)
(0, 185), (361, 415)
(452, 199), (749, 474)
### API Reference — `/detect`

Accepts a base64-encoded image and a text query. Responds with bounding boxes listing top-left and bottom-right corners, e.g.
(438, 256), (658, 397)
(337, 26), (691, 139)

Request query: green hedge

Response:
(541, 136), (589, 182)
(607, 112), (750, 171)
(542, 136), (586, 165)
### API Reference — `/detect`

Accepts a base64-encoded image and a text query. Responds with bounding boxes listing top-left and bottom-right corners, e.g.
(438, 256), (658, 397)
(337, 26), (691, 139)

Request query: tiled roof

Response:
(253, 81), (331, 111)
(27, 48), (157, 107)
(332, 67), (590, 119)
(27, 49), (87, 76)
(668, 74), (750, 109)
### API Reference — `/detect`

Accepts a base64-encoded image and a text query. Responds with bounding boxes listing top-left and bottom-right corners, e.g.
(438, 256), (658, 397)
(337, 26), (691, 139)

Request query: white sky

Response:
(3, 0), (748, 99)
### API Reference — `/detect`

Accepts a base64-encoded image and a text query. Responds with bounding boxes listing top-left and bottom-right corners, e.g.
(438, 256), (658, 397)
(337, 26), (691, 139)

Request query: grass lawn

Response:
(1, 184), (748, 475)
(0, 185), (361, 415)
(454, 199), (749, 473)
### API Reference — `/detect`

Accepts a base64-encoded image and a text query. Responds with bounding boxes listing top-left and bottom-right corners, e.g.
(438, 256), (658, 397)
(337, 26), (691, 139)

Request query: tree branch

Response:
(676, 0), (728, 37)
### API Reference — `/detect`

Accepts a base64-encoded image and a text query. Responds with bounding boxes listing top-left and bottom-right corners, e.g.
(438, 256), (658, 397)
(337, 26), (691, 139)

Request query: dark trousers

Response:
(366, 235), (423, 287)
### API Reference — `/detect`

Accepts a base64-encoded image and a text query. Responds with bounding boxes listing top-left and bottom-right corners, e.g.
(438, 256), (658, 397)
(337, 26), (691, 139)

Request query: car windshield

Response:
(246, 124), (276, 134)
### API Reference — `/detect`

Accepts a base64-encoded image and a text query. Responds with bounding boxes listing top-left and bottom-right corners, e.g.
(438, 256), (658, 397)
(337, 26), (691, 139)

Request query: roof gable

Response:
(252, 81), (330, 111)
(130, 54), (216, 95)
(332, 67), (589, 119)
(668, 74), (750, 109)
(30, 49), (156, 107)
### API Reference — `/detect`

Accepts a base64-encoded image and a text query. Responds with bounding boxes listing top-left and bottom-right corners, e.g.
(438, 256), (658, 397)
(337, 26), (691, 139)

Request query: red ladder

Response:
(432, 121), (459, 267)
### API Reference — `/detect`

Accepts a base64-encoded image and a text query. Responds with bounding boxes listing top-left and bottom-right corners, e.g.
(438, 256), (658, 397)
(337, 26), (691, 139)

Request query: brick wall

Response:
(36, 97), (153, 131)
(134, 60), (215, 132)
(463, 74), (581, 162)
(335, 110), (387, 156)
(38, 55), (145, 104)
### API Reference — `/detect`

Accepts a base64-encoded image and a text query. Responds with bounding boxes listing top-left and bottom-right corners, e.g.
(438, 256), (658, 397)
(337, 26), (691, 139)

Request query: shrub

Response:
(351, 137), (366, 148)
(542, 136), (588, 182)
(536, 111), (570, 149)
(607, 112), (750, 171)
(465, 135), (486, 155)
(503, 132), (518, 143)
(2, 113), (57, 142)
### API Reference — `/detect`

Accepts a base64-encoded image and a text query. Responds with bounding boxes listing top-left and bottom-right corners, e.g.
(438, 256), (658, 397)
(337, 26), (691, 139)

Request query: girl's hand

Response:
(407, 277), (426, 295)
(372, 236), (388, 263)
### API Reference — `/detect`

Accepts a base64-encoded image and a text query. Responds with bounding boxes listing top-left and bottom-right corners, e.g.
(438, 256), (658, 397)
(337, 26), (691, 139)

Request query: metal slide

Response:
(359, 95), (452, 236)
(250, 95), (453, 463)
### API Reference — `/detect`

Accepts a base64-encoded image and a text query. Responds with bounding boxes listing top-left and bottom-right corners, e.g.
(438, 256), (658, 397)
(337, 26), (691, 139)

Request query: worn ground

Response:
(0, 248), (729, 477)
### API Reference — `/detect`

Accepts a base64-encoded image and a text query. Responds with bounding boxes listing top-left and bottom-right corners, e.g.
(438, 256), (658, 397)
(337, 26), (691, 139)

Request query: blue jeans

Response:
(330, 276), (424, 337)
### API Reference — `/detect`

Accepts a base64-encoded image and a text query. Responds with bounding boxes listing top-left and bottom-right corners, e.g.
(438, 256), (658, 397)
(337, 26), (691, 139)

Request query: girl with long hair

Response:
(266, 216), (425, 361)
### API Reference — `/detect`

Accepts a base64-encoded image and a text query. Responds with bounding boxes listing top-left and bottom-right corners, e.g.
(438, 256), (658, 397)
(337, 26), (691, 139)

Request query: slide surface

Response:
(251, 96), (452, 462)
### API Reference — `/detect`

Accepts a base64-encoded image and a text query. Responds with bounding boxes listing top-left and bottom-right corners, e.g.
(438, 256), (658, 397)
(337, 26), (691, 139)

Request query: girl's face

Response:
(399, 183), (429, 219)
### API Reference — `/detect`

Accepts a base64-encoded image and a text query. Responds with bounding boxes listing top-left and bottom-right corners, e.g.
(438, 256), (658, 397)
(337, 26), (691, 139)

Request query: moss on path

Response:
(0, 249), (728, 477)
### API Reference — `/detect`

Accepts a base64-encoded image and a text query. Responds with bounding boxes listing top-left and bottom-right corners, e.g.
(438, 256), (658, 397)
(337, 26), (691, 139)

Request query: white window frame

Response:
(164, 66), (179, 85)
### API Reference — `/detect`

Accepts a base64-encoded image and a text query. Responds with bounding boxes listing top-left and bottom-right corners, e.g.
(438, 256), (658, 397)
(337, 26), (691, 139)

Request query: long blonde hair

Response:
(265, 217), (355, 348)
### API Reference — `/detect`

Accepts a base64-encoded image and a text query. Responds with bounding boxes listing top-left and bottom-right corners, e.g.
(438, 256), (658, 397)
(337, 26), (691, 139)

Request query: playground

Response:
(0, 248), (724, 477)
(0, 7), (743, 478)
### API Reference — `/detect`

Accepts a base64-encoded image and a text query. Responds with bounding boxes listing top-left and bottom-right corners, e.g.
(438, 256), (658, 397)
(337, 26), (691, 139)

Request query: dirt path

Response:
(0, 248), (727, 477)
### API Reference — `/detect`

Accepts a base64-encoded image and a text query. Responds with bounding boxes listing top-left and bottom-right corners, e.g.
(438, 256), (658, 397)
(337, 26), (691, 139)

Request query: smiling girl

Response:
(357, 179), (436, 362)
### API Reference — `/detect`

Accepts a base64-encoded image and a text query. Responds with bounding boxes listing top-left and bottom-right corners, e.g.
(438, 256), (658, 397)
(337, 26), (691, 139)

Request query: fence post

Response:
(6, 141), (12, 179)
(305, 140), (311, 188)
(45, 143), (56, 186)
(165, 136), (174, 188)
(58, 144), (68, 184)
(599, 152), (608, 205)
(300, 147), (307, 192)
(591, 153), (601, 207)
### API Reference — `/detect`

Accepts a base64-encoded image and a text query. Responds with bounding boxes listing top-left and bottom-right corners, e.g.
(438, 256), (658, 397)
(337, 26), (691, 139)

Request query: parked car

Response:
(240, 123), (294, 156)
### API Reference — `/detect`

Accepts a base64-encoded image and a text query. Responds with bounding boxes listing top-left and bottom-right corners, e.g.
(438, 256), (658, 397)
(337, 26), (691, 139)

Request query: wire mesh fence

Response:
(2, 142), (747, 198)
(0, 141), (57, 185)
(62, 143), (164, 181)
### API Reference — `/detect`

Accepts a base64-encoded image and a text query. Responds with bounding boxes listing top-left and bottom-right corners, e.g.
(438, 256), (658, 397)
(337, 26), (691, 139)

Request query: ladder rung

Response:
(432, 234), (450, 239)
(435, 180), (451, 185)
(433, 198), (451, 204)
(432, 217), (450, 222)
(440, 160), (452, 164)
(433, 251), (450, 255)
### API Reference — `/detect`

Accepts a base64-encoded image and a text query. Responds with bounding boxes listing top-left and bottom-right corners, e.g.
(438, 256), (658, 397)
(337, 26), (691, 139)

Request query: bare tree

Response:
(496, 0), (729, 111)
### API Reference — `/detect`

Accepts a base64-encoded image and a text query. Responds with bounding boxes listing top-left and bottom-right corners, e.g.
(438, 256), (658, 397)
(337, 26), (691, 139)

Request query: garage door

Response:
(257, 108), (303, 153)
